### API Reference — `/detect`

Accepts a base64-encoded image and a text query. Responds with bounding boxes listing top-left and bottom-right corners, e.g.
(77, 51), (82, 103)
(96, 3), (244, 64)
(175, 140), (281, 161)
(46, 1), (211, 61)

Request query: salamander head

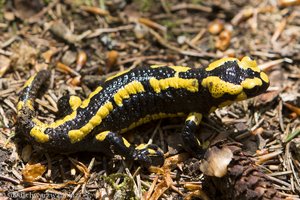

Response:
(202, 56), (269, 102)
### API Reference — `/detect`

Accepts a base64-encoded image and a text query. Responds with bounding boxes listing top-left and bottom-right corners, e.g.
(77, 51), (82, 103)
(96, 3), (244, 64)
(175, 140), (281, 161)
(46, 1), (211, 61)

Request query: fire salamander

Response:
(17, 56), (269, 167)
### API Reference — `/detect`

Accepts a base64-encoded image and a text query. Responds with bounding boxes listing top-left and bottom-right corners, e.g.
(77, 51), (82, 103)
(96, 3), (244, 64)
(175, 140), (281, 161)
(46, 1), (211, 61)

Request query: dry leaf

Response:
(76, 51), (87, 70)
(106, 50), (119, 72)
(22, 163), (46, 182)
(200, 146), (233, 177)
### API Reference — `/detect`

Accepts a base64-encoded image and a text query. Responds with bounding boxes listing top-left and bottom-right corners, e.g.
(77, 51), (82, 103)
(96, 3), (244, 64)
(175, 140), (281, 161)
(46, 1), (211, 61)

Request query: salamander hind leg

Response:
(95, 131), (164, 167)
(181, 112), (205, 159)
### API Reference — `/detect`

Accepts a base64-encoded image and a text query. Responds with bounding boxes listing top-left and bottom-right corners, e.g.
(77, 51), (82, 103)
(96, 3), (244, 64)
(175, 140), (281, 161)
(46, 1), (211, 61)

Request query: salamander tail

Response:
(17, 70), (51, 138)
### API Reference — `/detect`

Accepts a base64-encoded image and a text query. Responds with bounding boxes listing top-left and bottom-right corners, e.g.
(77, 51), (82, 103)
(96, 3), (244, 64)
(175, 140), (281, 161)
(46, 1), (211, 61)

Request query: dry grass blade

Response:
(171, 3), (212, 12)
(80, 6), (109, 16)
(68, 157), (90, 181)
(19, 181), (78, 192)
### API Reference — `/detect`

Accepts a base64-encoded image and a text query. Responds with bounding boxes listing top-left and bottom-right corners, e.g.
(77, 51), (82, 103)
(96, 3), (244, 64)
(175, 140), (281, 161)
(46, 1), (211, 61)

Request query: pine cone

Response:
(201, 145), (284, 200)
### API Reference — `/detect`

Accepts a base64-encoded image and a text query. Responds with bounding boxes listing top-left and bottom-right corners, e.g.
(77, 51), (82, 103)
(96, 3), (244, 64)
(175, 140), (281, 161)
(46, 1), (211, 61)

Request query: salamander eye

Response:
(248, 56), (254, 61)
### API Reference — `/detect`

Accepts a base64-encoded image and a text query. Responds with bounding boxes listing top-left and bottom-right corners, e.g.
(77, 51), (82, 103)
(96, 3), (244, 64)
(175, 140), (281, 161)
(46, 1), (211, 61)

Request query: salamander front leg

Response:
(181, 112), (205, 159)
(95, 131), (164, 167)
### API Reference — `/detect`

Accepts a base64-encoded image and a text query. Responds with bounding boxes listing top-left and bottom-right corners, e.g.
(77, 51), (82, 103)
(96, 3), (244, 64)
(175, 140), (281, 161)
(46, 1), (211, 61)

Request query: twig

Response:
(87, 25), (134, 38)
(149, 29), (217, 58)
(271, 18), (287, 43)
(258, 58), (293, 71)
(27, 0), (59, 23)
(171, 3), (212, 13)
(0, 175), (20, 184)
(189, 29), (206, 45)
(266, 175), (292, 188)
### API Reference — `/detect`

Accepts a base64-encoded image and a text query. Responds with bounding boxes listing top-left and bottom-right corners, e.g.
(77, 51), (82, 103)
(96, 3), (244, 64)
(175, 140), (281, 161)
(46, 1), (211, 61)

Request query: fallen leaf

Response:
(22, 163), (46, 182)
(200, 146), (233, 177)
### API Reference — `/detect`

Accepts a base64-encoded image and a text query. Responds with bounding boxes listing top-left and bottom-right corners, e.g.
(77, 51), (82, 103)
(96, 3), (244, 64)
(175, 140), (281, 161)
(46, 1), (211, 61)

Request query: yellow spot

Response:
(239, 56), (260, 72)
(121, 112), (185, 133)
(136, 143), (148, 150)
(81, 86), (103, 108)
(205, 57), (237, 71)
(260, 72), (269, 83)
(205, 56), (260, 73)
(148, 149), (157, 155)
(168, 66), (191, 77)
(236, 92), (247, 101)
(150, 64), (166, 68)
(122, 138), (131, 147)
(241, 77), (262, 89)
(201, 76), (243, 98)
(30, 126), (49, 143)
(68, 101), (113, 143)
(114, 81), (145, 106)
(69, 96), (82, 110)
(105, 69), (131, 81)
(186, 113), (202, 125)
(95, 131), (110, 141)
(149, 77), (198, 93)
(218, 100), (233, 108)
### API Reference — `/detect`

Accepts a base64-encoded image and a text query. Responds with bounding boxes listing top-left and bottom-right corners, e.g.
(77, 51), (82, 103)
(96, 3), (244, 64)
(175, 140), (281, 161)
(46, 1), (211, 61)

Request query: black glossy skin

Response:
(17, 59), (269, 165)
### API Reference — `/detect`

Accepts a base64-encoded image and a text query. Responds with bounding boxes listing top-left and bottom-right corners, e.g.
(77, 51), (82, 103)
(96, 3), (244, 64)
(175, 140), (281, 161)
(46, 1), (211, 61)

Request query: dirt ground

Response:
(0, 0), (300, 199)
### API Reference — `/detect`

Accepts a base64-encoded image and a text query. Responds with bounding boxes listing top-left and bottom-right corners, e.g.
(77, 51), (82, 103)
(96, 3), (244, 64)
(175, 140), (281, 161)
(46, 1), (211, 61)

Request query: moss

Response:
(134, 0), (153, 12)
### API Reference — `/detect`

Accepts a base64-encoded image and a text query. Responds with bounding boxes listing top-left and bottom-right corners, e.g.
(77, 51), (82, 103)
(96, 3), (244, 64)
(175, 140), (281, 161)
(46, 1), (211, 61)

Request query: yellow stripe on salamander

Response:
(68, 101), (113, 143)
(21, 74), (37, 90)
(29, 111), (78, 143)
(186, 113), (202, 125)
(114, 81), (145, 106)
(17, 100), (34, 112)
(121, 112), (185, 133)
(260, 72), (269, 83)
(149, 77), (198, 93)
(105, 69), (131, 81)
(69, 96), (82, 110)
(30, 127), (50, 143)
